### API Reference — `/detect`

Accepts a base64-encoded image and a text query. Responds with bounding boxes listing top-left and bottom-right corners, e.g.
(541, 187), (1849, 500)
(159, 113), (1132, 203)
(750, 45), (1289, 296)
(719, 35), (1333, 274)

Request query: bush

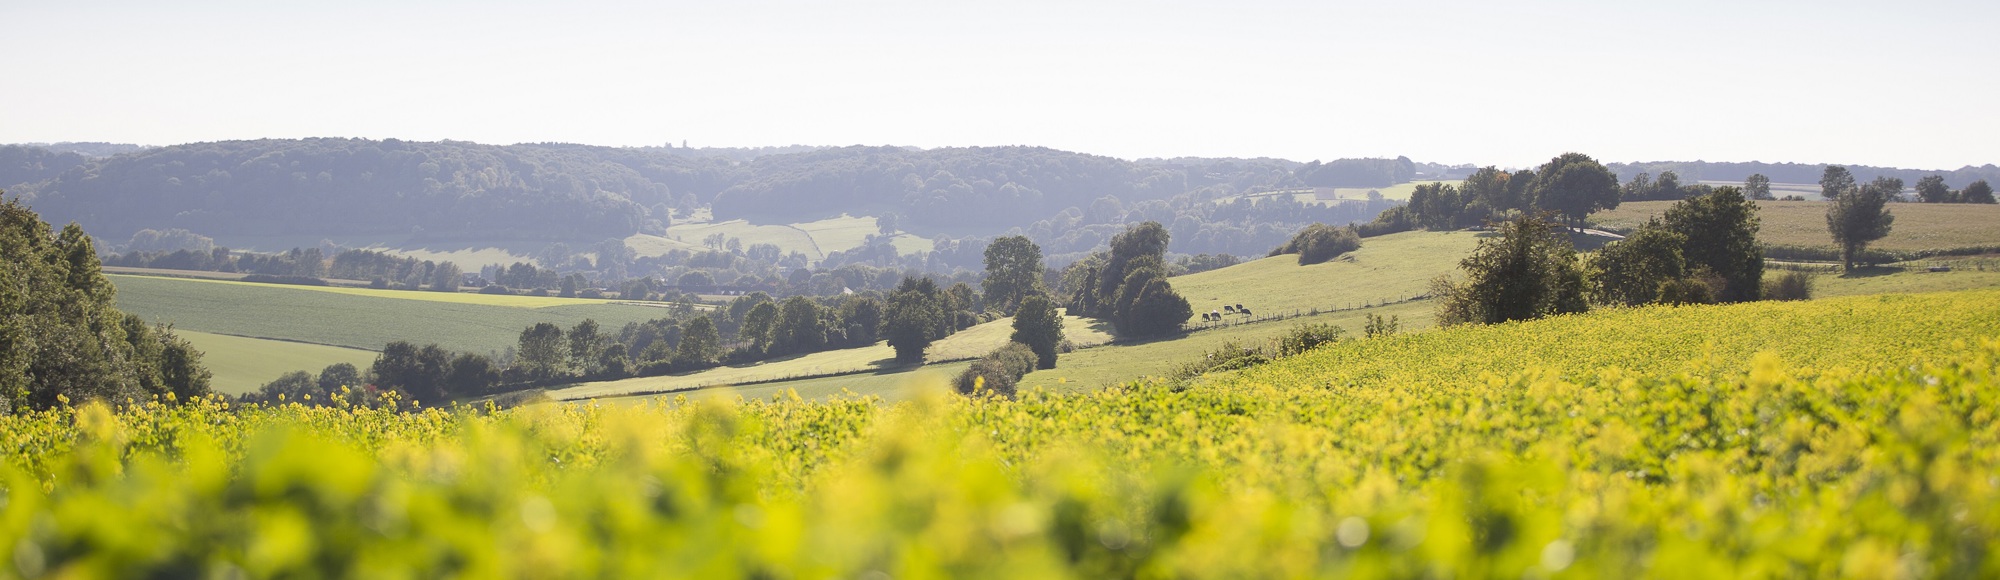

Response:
(1763, 270), (1815, 301)
(1275, 323), (1346, 357)
(1655, 277), (1715, 306)
(954, 342), (1038, 398)
(478, 284), (512, 295)
(1270, 223), (1362, 265)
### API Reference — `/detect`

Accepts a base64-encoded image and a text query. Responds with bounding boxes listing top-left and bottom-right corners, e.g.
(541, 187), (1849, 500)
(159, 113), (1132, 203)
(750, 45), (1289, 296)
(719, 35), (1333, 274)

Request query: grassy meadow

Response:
(1591, 199), (2000, 253)
(110, 274), (679, 355)
(1174, 230), (1480, 315)
(177, 330), (379, 395)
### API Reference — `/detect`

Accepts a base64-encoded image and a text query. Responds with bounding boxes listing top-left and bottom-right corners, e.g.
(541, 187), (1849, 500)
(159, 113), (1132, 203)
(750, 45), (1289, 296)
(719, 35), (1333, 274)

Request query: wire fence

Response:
(1182, 294), (1433, 333)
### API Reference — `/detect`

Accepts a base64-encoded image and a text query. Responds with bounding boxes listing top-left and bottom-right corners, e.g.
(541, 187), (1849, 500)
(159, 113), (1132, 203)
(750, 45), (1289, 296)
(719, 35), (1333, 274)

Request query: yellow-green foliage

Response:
(5, 291), (2000, 577)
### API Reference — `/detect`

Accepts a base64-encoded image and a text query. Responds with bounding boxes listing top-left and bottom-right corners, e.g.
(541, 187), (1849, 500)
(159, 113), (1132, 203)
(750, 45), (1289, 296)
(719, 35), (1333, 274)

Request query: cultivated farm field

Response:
(110, 275), (680, 355)
(177, 330), (379, 395)
(11, 289), (2000, 576)
(1591, 200), (2000, 253)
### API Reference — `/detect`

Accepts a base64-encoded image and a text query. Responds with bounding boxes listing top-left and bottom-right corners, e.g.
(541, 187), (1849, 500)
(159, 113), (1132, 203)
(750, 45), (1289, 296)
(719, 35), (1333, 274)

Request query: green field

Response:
(1807, 260), (2000, 298)
(177, 330), (378, 395)
(551, 313), (1117, 400)
(110, 275), (680, 354)
(594, 231), (1479, 401)
(1020, 300), (1434, 392)
(1591, 199), (2000, 253)
(1174, 230), (1481, 316)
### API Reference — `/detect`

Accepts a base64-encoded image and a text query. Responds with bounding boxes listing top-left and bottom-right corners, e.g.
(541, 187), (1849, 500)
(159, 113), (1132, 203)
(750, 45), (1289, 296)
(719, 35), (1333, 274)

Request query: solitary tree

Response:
(1819, 166), (1856, 201)
(981, 235), (1045, 315)
(1530, 153), (1621, 227)
(1009, 294), (1065, 369)
(883, 277), (946, 363)
(1744, 174), (1773, 200)
(1825, 178), (1896, 271)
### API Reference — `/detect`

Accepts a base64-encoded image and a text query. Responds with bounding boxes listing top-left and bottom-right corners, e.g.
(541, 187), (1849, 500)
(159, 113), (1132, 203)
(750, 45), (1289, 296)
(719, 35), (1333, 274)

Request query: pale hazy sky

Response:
(5, 0), (1995, 169)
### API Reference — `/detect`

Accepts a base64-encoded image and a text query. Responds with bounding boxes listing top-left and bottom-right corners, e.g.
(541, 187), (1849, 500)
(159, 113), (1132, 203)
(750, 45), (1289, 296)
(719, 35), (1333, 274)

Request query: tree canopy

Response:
(1, 197), (212, 411)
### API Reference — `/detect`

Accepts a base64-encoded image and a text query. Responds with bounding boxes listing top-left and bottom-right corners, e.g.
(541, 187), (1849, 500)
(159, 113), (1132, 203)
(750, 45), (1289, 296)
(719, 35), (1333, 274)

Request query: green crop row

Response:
(4, 290), (1998, 577)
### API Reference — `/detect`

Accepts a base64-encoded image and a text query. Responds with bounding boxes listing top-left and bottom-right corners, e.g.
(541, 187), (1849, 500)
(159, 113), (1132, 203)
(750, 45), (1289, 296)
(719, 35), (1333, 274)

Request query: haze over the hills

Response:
(4, 0), (1996, 169)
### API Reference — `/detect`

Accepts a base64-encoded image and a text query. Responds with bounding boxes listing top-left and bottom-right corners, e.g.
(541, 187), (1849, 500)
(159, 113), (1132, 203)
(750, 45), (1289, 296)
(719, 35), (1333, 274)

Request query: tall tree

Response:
(1122, 278), (1194, 337)
(1661, 186), (1764, 302)
(1090, 222), (1171, 318)
(1819, 166), (1856, 201)
(741, 302), (779, 351)
(1009, 294), (1065, 370)
(981, 235), (1045, 315)
(1530, 153), (1620, 227)
(1915, 175), (1952, 203)
(674, 316), (719, 368)
(1743, 174), (1773, 200)
(515, 323), (567, 379)
(1826, 178), (1896, 271)
(883, 277), (946, 363)
(1963, 180), (1996, 204)
(769, 297), (828, 355)
(568, 319), (603, 375)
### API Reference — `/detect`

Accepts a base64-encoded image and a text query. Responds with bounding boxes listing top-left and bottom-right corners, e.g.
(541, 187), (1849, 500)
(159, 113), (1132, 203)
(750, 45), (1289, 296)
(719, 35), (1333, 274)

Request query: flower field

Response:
(4, 290), (1999, 578)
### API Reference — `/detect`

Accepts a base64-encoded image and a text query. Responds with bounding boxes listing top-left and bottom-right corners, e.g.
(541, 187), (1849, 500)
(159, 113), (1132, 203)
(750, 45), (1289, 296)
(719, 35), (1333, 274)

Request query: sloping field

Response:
(1591, 200), (2000, 252)
(1173, 230), (1481, 316)
(1220, 289), (2000, 392)
(110, 275), (677, 354)
(551, 313), (1115, 400)
(177, 330), (378, 395)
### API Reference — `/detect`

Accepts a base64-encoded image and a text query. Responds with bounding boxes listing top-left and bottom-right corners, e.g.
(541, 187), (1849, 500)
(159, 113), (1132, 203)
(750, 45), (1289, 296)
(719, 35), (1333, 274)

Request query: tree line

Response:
(1, 198), (212, 413)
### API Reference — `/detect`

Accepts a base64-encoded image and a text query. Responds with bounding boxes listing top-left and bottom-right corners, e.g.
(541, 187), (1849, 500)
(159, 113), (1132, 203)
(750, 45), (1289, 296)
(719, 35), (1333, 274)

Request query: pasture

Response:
(1591, 199), (2000, 253)
(177, 330), (378, 395)
(1174, 230), (1481, 316)
(110, 274), (679, 354)
(1019, 300), (1434, 393)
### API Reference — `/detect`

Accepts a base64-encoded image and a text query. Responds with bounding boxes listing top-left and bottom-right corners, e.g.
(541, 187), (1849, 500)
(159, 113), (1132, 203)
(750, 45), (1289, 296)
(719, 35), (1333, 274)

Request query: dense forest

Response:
(3, 139), (1398, 248)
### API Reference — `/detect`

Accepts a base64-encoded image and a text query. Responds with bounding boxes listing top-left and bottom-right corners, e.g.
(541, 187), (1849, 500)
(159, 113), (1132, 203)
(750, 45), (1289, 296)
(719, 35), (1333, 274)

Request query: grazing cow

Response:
(1224, 305), (1237, 313)
(1240, 308), (1253, 317)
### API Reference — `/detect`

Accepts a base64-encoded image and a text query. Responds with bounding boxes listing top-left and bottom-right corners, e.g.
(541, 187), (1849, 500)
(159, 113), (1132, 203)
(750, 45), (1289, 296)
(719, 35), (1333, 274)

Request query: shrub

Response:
(1363, 314), (1400, 338)
(1655, 277), (1715, 305)
(954, 342), (1038, 398)
(1270, 223), (1363, 265)
(1170, 341), (1270, 380)
(1763, 270), (1815, 301)
(1275, 323), (1346, 357)
(479, 284), (512, 295)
